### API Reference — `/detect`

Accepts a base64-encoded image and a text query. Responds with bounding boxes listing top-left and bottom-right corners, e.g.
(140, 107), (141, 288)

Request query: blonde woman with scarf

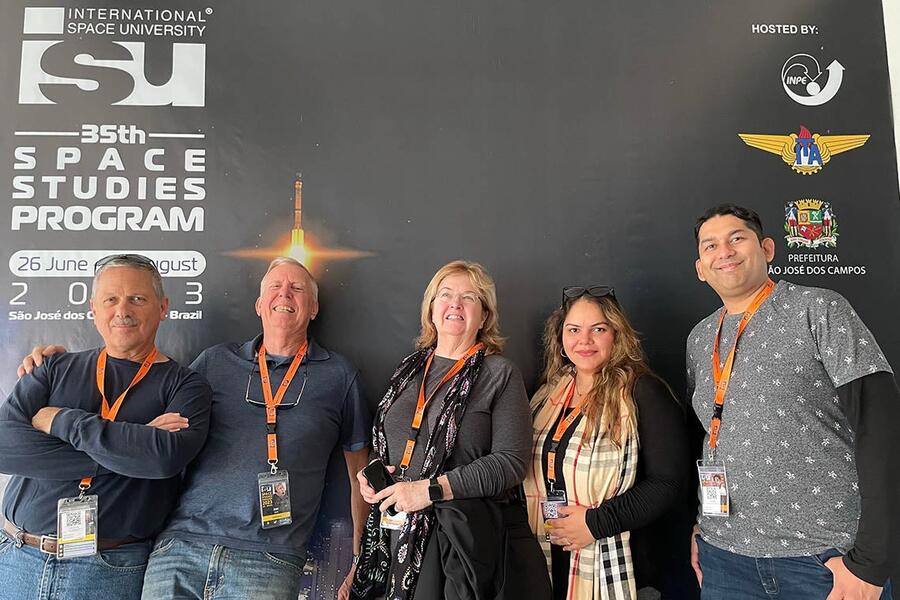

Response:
(352, 261), (550, 600)
(524, 286), (689, 600)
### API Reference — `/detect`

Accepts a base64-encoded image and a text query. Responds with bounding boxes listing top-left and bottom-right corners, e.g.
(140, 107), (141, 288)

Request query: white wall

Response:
(886, 0), (900, 191)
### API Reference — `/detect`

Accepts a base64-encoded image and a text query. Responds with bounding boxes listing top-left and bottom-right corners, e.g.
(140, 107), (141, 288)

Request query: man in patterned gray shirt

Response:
(686, 204), (898, 600)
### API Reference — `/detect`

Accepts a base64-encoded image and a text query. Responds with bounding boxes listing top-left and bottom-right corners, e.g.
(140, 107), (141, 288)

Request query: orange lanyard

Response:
(546, 379), (582, 488)
(707, 279), (775, 453)
(398, 343), (483, 478)
(79, 347), (158, 491)
(258, 341), (308, 471)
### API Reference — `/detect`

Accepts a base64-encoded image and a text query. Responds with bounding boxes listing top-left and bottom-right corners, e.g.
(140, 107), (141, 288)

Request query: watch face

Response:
(428, 483), (443, 502)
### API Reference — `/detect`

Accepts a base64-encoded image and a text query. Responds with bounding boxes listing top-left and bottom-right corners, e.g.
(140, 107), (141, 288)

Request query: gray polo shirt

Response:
(686, 280), (892, 557)
(160, 335), (370, 557)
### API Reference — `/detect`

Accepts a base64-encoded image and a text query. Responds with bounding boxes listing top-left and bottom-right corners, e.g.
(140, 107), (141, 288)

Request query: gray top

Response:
(687, 280), (892, 558)
(382, 353), (531, 498)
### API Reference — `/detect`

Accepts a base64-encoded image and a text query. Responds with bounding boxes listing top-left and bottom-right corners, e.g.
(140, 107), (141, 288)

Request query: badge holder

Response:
(379, 510), (408, 531)
(258, 466), (292, 529)
(541, 484), (568, 541)
(697, 460), (730, 517)
(56, 486), (98, 559)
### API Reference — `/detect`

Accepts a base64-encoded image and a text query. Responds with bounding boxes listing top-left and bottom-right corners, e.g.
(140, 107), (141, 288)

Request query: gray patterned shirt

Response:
(687, 280), (893, 557)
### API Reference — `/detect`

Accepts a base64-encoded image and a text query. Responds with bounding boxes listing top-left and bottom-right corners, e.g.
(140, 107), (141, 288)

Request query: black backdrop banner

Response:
(1, 1), (898, 597)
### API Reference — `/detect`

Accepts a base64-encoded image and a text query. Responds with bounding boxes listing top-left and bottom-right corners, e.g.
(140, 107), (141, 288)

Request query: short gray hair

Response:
(261, 257), (318, 301)
(92, 254), (165, 300)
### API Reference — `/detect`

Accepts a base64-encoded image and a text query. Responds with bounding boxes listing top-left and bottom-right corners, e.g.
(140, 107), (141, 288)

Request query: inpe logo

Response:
(19, 7), (205, 106)
(781, 53), (843, 107)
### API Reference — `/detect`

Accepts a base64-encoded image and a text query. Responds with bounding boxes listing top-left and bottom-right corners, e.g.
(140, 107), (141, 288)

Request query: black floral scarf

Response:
(351, 345), (486, 600)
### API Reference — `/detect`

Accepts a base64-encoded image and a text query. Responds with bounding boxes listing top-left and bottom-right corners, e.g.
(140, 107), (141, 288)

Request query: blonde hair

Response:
(541, 295), (649, 444)
(415, 260), (504, 355)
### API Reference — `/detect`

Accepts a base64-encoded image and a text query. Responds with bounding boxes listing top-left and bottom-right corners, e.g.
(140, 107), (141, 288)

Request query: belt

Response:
(3, 521), (137, 554)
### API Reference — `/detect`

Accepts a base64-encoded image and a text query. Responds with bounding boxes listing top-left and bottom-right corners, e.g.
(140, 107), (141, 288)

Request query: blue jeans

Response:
(697, 536), (893, 600)
(0, 531), (150, 600)
(140, 537), (306, 600)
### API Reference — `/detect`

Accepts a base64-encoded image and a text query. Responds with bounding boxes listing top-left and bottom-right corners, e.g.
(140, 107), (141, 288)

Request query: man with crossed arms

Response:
(0, 254), (213, 599)
(21, 257), (372, 600)
(687, 205), (898, 600)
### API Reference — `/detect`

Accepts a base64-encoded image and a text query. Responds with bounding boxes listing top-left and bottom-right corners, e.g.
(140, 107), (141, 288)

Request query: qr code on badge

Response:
(64, 512), (83, 528)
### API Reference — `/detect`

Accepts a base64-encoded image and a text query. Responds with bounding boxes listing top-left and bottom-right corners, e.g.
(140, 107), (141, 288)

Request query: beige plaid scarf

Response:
(524, 374), (639, 600)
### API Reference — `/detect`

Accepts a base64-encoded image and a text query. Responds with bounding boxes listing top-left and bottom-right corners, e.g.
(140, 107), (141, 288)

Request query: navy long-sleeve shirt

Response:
(0, 349), (212, 539)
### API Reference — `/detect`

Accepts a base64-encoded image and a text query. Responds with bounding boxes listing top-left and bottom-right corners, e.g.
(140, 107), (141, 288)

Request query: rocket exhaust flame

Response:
(226, 173), (372, 271)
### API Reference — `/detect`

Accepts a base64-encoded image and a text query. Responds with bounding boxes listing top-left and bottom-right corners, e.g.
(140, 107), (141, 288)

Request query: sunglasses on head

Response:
(561, 285), (616, 306)
(94, 253), (159, 274)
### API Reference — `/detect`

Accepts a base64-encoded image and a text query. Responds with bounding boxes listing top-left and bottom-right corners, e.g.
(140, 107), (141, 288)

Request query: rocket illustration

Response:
(291, 173), (304, 249)
(225, 170), (371, 266)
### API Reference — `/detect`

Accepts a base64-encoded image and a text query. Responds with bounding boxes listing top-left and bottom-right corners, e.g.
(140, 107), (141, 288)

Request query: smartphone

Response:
(362, 459), (397, 516)
(362, 459), (395, 492)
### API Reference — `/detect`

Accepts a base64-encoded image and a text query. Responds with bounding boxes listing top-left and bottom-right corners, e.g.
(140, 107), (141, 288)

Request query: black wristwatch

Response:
(428, 477), (444, 502)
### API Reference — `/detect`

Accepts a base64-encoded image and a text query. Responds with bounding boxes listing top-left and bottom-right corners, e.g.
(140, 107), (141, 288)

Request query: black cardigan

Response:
(415, 497), (552, 600)
(545, 375), (698, 597)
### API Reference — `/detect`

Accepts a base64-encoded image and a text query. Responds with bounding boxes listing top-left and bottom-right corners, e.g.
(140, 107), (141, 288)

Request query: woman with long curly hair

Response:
(524, 286), (690, 600)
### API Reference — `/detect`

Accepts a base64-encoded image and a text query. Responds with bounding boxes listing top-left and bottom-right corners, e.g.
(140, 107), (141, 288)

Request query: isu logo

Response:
(18, 7), (205, 106)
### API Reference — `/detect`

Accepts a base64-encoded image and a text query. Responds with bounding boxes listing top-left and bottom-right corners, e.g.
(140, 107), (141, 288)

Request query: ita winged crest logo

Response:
(784, 199), (838, 248)
(739, 126), (869, 174)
